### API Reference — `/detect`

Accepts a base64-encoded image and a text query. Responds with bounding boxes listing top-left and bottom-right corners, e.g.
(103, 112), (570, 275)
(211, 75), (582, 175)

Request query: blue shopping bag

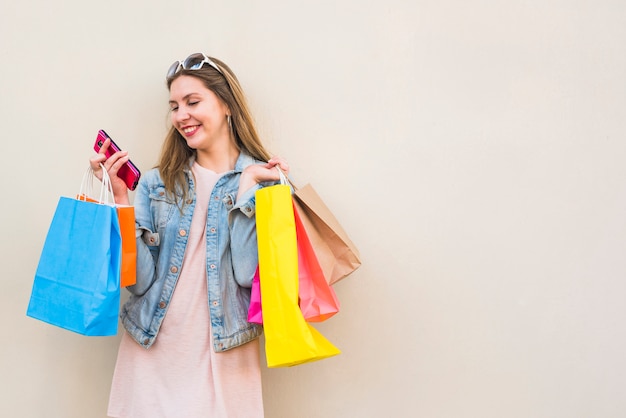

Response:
(27, 196), (122, 336)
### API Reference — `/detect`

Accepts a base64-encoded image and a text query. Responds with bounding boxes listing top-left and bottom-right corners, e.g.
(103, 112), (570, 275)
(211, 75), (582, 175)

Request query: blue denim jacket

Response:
(120, 151), (265, 352)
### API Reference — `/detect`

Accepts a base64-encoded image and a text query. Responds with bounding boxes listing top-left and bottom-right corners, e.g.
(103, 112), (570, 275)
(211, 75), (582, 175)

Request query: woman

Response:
(91, 53), (288, 418)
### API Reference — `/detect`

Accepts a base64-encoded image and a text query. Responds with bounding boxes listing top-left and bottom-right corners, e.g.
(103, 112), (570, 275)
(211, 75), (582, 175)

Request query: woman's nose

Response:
(174, 107), (190, 122)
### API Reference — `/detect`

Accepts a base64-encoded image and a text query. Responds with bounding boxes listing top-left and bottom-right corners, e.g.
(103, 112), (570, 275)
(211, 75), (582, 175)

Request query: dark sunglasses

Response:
(166, 53), (223, 79)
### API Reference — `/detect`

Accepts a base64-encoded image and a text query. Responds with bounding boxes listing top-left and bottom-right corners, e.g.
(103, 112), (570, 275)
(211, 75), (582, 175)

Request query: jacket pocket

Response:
(148, 185), (176, 230)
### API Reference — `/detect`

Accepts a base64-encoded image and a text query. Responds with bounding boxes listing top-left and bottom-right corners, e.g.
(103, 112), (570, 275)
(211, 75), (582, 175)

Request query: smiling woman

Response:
(89, 53), (290, 418)
(168, 76), (233, 161)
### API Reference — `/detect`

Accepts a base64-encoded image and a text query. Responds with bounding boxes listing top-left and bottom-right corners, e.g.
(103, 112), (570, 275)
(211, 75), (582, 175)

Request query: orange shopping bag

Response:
(114, 205), (136, 287)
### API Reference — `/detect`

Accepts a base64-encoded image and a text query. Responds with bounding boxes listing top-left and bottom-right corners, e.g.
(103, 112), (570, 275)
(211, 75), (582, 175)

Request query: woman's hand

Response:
(245, 156), (290, 183)
(89, 138), (131, 205)
(237, 156), (290, 200)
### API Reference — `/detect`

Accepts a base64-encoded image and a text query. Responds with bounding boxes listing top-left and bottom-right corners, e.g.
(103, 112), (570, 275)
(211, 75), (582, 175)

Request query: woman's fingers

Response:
(267, 156), (289, 174)
(106, 152), (129, 176)
(90, 154), (106, 168)
(88, 139), (132, 204)
(90, 155), (106, 179)
(90, 139), (128, 181)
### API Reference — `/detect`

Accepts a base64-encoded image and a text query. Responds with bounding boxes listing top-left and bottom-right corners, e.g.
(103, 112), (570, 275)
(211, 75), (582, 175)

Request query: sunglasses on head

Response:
(167, 53), (223, 79)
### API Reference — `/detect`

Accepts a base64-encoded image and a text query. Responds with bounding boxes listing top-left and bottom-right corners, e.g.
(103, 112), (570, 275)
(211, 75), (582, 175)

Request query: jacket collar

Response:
(185, 150), (257, 174)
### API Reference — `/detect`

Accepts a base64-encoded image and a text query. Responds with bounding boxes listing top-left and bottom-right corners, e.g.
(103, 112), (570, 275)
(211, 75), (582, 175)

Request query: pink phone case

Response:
(93, 130), (141, 191)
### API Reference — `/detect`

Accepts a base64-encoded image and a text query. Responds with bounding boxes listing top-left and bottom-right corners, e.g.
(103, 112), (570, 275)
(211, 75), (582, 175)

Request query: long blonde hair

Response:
(157, 56), (272, 201)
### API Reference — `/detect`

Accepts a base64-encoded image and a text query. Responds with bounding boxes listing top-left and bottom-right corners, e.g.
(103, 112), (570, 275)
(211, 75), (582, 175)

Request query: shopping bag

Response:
(78, 196), (136, 287)
(78, 169), (136, 287)
(249, 173), (340, 323)
(247, 211), (340, 324)
(247, 266), (263, 324)
(256, 177), (340, 367)
(293, 201), (340, 322)
(26, 166), (122, 336)
(292, 183), (361, 285)
(115, 205), (136, 287)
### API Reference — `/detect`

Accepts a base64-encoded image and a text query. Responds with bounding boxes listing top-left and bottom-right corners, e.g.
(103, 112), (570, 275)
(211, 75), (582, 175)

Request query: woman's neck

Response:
(195, 141), (240, 174)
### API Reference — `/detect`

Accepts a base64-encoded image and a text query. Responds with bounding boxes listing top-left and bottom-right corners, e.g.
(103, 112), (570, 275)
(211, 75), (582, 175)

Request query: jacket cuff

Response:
(226, 184), (261, 218)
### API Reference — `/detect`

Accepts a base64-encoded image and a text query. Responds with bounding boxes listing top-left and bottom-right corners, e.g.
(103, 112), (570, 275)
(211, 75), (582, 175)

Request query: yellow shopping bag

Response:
(256, 182), (340, 367)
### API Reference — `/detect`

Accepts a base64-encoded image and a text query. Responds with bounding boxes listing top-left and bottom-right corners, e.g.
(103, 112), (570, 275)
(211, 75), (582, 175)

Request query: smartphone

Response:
(93, 129), (141, 191)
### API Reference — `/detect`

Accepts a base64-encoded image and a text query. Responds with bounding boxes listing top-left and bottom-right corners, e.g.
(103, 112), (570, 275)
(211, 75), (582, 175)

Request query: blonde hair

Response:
(157, 56), (272, 201)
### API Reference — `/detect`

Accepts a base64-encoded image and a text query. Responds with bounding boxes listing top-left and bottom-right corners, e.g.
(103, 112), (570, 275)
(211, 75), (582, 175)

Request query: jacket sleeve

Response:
(228, 184), (262, 288)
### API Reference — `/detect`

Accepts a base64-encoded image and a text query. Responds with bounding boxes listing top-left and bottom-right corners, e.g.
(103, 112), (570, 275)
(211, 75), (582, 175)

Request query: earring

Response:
(227, 115), (232, 130)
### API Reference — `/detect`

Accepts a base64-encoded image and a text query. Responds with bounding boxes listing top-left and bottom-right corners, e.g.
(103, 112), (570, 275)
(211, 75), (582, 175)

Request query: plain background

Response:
(2, 1), (626, 417)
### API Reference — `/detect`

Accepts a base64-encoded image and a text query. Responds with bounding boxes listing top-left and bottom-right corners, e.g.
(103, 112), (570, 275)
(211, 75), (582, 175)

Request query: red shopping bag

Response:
(294, 202), (340, 322)
(246, 202), (340, 324)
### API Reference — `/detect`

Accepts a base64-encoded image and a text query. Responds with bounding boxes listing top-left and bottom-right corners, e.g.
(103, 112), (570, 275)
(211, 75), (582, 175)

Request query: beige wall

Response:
(2, 1), (626, 417)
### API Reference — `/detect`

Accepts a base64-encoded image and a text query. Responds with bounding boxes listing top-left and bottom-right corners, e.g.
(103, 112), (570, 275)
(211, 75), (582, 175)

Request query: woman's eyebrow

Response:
(169, 93), (201, 105)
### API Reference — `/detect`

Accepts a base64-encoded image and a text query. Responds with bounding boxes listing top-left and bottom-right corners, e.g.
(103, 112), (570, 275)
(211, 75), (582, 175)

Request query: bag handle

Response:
(79, 164), (115, 205)
(276, 166), (289, 185)
(276, 166), (301, 194)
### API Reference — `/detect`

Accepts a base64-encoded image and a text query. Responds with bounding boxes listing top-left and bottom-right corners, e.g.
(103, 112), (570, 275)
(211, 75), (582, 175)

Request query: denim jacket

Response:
(120, 151), (265, 352)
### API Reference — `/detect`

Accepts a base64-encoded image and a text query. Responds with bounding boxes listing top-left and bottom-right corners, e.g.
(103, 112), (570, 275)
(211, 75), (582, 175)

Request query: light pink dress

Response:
(107, 163), (264, 418)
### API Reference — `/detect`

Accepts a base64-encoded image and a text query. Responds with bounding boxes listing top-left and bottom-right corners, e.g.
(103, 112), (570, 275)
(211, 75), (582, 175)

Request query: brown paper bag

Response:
(291, 184), (361, 285)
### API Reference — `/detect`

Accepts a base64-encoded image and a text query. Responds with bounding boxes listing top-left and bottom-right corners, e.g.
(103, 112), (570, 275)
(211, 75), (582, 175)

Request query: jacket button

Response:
(159, 301), (166, 309)
(213, 301), (219, 306)
(143, 339), (150, 345)
(170, 266), (178, 273)
(210, 264), (216, 269)
(210, 227), (216, 233)
(179, 229), (187, 236)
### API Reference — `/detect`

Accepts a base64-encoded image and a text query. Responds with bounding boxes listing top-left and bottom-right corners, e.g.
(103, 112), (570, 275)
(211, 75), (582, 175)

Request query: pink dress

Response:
(107, 163), (264, 418)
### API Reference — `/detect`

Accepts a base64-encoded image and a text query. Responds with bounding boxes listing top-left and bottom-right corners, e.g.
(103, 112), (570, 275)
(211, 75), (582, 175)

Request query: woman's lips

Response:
(182, 125), (200, 136)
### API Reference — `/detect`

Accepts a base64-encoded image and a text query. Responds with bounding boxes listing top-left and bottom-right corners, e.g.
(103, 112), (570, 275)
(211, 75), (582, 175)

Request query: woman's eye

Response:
(170, 107), (178, 112)
(188, 101), (199, 106)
